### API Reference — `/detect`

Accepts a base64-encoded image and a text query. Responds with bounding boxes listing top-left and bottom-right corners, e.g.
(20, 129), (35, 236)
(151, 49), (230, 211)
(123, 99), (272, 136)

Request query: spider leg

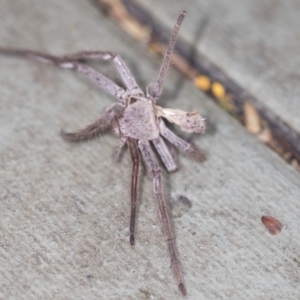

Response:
(61, 103), (124, 142)
(152, 136), (177, 172)
(127, 138), (140, 246)
(146, 11), (186, 102)
(159, 119), (204, 161)
(0, 48), (129, 102)
(59, 51), (144, 97)
(0, 48), (144, 97)
(138, 139), (186, 297)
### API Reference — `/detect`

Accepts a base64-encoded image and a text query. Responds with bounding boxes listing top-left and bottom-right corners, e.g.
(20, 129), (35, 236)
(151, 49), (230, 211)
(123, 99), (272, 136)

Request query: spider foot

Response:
(60, 129), (80, 142)
(179, 283), (187, 297)
(130, 234), (135, 246)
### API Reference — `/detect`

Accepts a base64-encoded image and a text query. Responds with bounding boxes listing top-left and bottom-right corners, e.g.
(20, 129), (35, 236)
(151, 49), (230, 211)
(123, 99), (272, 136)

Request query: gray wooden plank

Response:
(0, 1), (300, 299)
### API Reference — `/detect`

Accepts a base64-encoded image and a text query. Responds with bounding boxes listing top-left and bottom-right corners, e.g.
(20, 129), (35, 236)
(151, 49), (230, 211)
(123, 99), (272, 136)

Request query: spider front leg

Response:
(138, 140), (186, 297)
(60, 50), (144, 97)
(146, 11), (186, 102)
(0, 48), (144, 97)
(0, 48), (130, 102)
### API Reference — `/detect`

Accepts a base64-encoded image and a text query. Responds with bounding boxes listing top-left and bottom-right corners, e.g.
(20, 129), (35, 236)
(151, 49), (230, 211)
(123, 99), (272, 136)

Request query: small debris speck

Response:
(261, 215), (282, 235)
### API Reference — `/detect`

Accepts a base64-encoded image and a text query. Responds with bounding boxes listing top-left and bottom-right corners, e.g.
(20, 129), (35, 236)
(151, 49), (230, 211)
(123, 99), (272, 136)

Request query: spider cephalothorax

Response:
(0, 11), (205, 297)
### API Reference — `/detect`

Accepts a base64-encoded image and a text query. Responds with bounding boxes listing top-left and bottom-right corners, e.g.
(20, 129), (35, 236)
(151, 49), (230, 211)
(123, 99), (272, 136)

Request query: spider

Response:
(0, 11), (205, 296)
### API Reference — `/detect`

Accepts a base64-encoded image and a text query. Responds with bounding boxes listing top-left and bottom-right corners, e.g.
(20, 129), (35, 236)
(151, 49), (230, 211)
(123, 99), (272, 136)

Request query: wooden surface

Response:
(138, 0), (300, 132)
(0, 1), (300, 299)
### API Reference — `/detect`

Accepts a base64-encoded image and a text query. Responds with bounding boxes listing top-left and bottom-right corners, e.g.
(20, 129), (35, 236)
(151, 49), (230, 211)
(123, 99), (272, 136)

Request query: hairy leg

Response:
(138, 139), (186, 296)
(61, 103), (125, 142)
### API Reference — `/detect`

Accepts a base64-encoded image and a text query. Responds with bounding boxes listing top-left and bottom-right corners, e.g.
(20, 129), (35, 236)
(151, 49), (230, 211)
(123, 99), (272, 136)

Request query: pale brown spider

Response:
(0, 11), (205, 296)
